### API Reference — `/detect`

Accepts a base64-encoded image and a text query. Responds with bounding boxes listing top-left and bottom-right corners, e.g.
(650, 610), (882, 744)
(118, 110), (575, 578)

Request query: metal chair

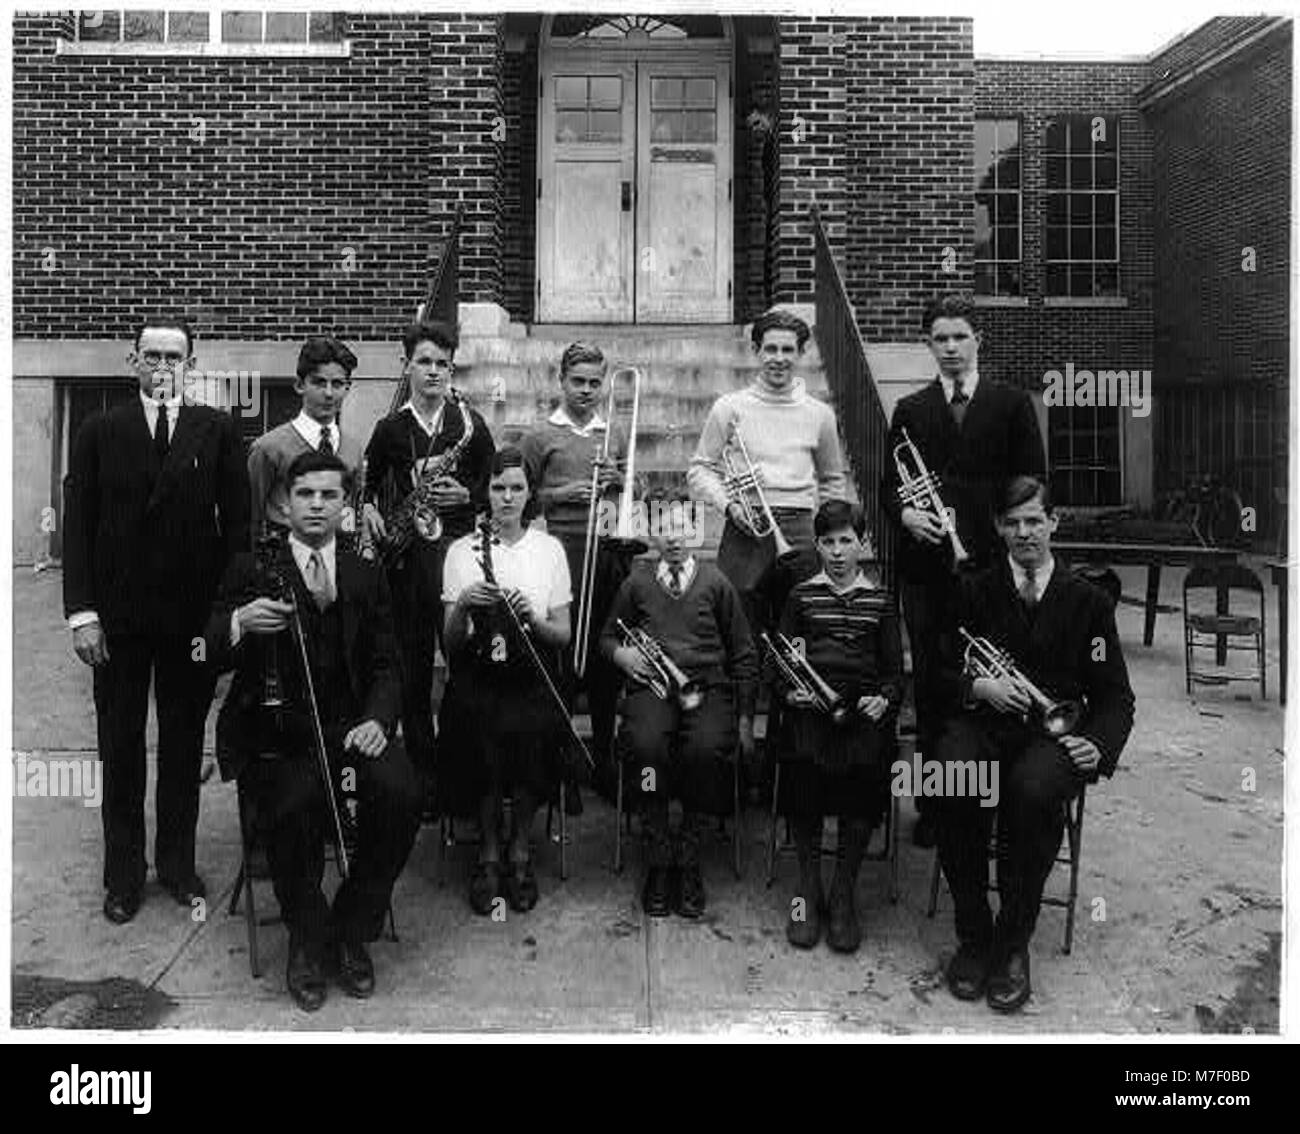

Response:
(613, 747), (743, 879)
(229, 761), (397, 979)
(1182, 562), (1266, 699)
(926, 784), (1086, 954)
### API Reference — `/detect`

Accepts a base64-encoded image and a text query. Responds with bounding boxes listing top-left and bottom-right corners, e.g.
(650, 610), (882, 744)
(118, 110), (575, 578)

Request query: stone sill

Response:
(1042, 296), (1131, 309)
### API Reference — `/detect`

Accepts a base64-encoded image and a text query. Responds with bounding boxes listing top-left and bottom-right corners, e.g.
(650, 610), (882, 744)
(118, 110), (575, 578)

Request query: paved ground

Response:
(9, 562), (1287, 1034)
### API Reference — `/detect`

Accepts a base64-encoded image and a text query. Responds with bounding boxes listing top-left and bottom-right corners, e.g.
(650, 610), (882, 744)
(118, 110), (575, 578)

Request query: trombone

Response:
(761, 631), (852, 726)
(574, 366), (646, 680)
(959, 627), (1084, 737)
(616, 618), (705, 712)
(893, 427), (969, 564)
(721, 420), (797, 563)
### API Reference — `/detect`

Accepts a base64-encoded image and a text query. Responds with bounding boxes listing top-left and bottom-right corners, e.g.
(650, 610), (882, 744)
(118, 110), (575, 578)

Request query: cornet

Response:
(761, 632), (851, 725)
(959, 627), (1084, 737)
(893, 427), (969, 564)
(616, 618), (705, 712)
(721, 421), (797, 563)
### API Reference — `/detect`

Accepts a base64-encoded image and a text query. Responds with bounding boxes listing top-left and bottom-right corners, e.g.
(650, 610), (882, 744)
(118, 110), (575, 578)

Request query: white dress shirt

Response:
(939, 369), (980, 404)
(655, 555), (698, 596)
(403, 399), (446, 439)
(1008, 553), (1055, 600)
(290, 411), (340, 453)
(549, 405), (607, 438)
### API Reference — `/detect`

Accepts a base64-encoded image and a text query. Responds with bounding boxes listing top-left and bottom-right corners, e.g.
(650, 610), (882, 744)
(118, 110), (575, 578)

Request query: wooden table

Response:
(1055, 542), (1240, 650)
(1267, 559), (1287, 704)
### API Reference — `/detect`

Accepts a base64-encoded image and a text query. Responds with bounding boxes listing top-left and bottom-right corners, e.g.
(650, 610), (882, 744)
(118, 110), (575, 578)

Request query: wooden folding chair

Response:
(1183, 562), (1266, 699)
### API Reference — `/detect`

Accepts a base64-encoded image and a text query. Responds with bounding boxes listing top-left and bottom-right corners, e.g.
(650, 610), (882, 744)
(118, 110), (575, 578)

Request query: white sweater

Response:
(687, 379), (848, 514)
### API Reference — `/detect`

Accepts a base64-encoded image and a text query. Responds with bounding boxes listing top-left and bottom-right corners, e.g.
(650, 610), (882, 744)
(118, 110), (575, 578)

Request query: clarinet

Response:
(475, 517), (595, 769)
(254, 525), (286, 712)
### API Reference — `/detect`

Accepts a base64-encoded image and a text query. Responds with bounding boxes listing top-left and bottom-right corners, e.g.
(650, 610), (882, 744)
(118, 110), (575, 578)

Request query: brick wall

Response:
(773, 18), (851, 303)
(973, 60), (1154, 392)
(1145, 23), (1291, 537)
(735, 34), (778, 321)
(774, 17), (974, 342)
(11, 11), (504, 341)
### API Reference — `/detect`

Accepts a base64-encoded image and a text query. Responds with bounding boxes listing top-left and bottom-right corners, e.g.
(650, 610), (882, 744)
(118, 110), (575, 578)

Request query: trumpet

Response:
(959, 627), (1084, 737)
(616, 618), (705, 712)
(574, 366), (647, 680)
(761, 631), (851, 725)
(721, 420), (797, 563)
(893, 427), (969, 564)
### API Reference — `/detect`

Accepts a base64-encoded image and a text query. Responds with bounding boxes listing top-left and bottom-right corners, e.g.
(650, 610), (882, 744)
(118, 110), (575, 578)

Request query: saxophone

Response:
(382, 389), (474, 563)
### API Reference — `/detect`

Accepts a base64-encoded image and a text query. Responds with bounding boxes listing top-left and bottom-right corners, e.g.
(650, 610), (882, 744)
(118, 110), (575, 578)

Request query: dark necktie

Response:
(154, 403), (170, 463)
(1019, 566), (1039, 612)
(668, 564), (683, 598)
(950, 378), (969, 428)
(305, 550), (335, 611)
(318, 429), (334, 456)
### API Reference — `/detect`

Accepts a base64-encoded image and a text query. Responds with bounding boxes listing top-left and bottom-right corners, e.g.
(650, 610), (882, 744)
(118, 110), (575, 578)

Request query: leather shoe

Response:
(675, 864), (705, 919)
(825, 886), (862, 954)
(336, 940), (376, 999)
(103, 890), (142, 925)
(287, 945), (328, 1012)
(986, 947), (1031, 1013)
(786, 891), (823, 949)
(159, 873), (207, 907)
(642, 867), (671, 918)
(945, 941), (990, 1001)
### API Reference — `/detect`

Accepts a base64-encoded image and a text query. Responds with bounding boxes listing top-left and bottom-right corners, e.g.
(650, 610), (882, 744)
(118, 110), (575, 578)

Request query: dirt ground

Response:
(8, 561), (1288, 1034)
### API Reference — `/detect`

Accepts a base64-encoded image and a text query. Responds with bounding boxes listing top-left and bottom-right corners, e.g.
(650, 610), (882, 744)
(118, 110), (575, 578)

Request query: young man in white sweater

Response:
(688, 309), (848, 799)
(688, 309), (848, 640)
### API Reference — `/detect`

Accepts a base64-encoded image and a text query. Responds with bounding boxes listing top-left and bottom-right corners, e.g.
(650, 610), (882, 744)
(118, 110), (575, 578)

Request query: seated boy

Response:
(600, 488), (757, 918)
(772, 500), (902, 953)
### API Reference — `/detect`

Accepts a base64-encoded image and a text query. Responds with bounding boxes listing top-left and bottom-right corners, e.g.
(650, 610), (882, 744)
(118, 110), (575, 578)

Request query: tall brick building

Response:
(10, 11), (1291, 562)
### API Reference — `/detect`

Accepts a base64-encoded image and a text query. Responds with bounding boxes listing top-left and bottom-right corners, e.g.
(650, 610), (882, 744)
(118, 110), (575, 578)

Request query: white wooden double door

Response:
(536, 52), (733, 323)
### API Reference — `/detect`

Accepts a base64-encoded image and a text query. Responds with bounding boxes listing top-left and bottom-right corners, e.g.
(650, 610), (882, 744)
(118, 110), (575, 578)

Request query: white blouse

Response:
(442, 526), (572, 617)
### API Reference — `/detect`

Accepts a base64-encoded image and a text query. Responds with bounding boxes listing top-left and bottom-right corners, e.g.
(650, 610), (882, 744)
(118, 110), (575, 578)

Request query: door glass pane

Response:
(683, 78), (715, 107)
(683, 110), (716, 142)
(589, 76), (622, 109)
(651, 111), (682, 142)
(651, 78), (684, 107)
(589, 109), (622, 142)
(556, 110), (586, 143)
(555, 76), (587, 108)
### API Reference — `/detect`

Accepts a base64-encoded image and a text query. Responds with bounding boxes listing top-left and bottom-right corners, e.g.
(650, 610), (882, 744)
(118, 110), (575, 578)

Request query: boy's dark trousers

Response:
(933, 715), (1081, 952)
(621, 686), (736, 866)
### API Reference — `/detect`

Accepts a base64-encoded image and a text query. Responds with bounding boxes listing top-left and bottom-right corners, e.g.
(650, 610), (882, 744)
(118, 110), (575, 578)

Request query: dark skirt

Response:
(434, 659), (566, 818)
(776, 701), (895, 821)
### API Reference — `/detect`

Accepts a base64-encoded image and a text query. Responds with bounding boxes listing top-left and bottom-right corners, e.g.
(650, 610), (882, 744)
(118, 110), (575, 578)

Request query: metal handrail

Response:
(811, 207), (897, 592)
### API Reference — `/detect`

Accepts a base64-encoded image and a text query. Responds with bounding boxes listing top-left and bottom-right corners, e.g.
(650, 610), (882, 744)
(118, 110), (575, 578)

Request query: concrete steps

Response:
(449, 323), (848, 556)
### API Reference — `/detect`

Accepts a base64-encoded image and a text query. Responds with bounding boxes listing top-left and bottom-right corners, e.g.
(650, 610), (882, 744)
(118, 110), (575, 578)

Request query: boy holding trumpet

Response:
(770, 500), (903, 953)
(601, 487), (757, 919)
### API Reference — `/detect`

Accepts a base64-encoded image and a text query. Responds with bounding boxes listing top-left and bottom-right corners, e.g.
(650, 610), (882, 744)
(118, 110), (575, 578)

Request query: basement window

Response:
(59, 9), (349, 56)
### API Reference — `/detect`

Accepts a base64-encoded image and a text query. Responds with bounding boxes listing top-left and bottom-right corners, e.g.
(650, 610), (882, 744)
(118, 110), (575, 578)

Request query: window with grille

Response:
(73, 10), (344, 47)
(1045, 115), (1120, 298)
(1048, 404), (1122, 506)
(974, 118), (1022, 297)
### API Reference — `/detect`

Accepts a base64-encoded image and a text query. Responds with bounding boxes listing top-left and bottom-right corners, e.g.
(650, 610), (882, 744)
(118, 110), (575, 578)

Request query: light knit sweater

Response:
(687, 378), (848, 514)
